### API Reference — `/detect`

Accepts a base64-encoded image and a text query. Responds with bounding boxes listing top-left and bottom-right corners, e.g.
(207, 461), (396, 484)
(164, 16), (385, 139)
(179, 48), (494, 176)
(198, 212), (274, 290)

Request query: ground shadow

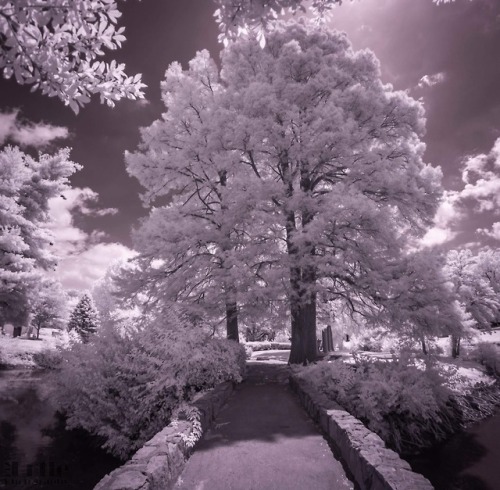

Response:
(194, 363), (316, 449)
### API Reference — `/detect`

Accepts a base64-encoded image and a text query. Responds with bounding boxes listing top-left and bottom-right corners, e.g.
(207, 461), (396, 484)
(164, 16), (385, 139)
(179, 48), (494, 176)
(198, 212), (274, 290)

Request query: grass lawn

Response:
(0, 328), (60, 368)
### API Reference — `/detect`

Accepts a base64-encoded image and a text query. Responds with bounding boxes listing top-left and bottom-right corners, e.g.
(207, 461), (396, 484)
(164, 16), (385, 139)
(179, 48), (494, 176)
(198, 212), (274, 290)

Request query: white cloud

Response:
(459, 138), (500, 214)
(56, 243), (135, 291)
(0, 109), (68, 147)
(479, 222), (500, 241)
(434, 191), (462, 228)
(461, 153), (487, 184)
(14, 123), (68, 147)
(55, 187), (118, 217)
(420, 191), (461, 247)
(421, 227), (456, 247)
(48, 191), (89, 257)
(94, 208), (119, 216)
(48, 188), (134, 291)
(461, 178), (500, 212)
(418, 72), (446, 89)
(422, 137), (500, 248)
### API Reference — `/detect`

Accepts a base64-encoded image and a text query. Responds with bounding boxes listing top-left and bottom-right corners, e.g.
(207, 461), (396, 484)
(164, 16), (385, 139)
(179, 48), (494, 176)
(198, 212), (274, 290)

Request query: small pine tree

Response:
(67, 294), (99, 343)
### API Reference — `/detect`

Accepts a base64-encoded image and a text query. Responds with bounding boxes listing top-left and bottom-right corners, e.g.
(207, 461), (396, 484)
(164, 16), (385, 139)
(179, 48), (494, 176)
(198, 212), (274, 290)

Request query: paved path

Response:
(174, 361), (355, 490)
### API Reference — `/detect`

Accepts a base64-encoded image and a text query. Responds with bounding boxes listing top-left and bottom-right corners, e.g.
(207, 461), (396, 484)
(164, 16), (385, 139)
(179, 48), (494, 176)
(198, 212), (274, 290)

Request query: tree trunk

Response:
(421, 337), (428, 355)
(282, 156), (318, 364)
(288, 300), (317, 364)
(287, 217), (318, 363)
(223, 280), (239, 341)
(225, 298), (239, 342)
(287, 238), (307, 363)
(220, 170), (239, 342)
(301, 298), (318, 363)
(288, 292), (303, 364)
(451, 334), (461, 358)
(300, 251), (318, 363)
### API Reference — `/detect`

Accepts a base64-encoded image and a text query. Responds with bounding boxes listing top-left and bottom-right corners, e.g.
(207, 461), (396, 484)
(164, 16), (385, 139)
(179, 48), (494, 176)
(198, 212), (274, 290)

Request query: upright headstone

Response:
(322, 325), (334, 353)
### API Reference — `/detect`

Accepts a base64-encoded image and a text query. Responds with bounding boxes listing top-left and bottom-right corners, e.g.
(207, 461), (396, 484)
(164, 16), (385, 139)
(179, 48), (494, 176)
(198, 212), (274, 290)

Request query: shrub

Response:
(357, 336), (383, 352)
(471, 342), (500, 376)
(245, 341), (291, 352)
(244, 326), (275, 342)
(243, 343), (253, 359)
(296, 357), (458, 454)
(51, 310), (245, 459)
(33, 349), (63, 370)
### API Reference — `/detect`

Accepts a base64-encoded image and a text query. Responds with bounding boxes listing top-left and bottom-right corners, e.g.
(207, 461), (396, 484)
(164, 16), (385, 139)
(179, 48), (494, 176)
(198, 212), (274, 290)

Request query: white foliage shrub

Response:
(470, 342), (500, 376)
(297, 357), (458, 454)
(51, 309), (245, 459)
(171, 403), (203, 448)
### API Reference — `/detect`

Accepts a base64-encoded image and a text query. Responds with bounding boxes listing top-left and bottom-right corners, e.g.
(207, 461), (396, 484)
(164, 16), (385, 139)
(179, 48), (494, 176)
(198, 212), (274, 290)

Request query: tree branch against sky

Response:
(214, 0), (464, 41)
(0, 0), (466, 112)
(0, 0), (146, 113)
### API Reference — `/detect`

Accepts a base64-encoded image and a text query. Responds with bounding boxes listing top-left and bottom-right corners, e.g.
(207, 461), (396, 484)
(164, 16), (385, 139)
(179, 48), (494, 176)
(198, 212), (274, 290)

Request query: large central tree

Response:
(127, 21), (445, 363)
(218, 21), (443, 363)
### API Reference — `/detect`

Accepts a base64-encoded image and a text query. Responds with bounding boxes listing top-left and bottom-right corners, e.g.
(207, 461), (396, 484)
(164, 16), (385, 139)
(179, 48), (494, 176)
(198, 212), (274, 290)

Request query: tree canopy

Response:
(444, 248), (500, 330)
(125, 20), (455, 363)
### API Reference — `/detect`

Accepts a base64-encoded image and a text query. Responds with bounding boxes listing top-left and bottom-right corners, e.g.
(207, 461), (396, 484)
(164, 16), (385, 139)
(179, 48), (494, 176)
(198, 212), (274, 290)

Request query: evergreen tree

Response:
(67, 294), (100, 343)
(0, 146), (79, 330)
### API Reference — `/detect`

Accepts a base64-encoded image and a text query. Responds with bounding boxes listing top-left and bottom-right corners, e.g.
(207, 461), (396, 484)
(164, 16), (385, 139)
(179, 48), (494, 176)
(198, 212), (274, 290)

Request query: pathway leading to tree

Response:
(174, 360), (355, 490)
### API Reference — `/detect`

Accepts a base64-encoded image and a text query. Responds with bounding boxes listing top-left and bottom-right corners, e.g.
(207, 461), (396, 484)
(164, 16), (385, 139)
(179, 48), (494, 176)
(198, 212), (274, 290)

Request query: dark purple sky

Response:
(2, 0), (500, 288)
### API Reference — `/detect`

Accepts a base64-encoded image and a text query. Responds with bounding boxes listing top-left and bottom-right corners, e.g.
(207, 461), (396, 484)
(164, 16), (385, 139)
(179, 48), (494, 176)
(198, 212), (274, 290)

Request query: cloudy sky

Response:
(1, 0), (500, 290)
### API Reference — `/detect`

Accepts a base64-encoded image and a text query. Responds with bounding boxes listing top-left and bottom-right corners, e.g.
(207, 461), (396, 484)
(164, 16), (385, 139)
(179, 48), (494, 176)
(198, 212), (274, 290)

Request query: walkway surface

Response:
(174, 356), (355, 490)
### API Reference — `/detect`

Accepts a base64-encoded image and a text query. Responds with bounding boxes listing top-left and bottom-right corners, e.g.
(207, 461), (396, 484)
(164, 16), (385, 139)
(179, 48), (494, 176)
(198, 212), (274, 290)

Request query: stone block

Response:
(146, 455), (170, 490)
(164, 442), (186, 485)
(94, 474), (113, 490)
(361, 431), (385, 449)
(106, 470), (148, 490)
(318, 407), (330, 433)
(167, 441), (186, 468)
(327, 416), (341, 442)
(145, 426), (178, 447)
(132, 445), (166, 462)
(379, 466), (433, 490)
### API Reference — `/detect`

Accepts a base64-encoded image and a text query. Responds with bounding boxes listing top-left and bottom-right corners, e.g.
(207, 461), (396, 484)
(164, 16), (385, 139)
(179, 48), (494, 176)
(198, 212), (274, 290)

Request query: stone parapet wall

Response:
(94, 382), (235, 490)
(289, 375), (434, 490)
